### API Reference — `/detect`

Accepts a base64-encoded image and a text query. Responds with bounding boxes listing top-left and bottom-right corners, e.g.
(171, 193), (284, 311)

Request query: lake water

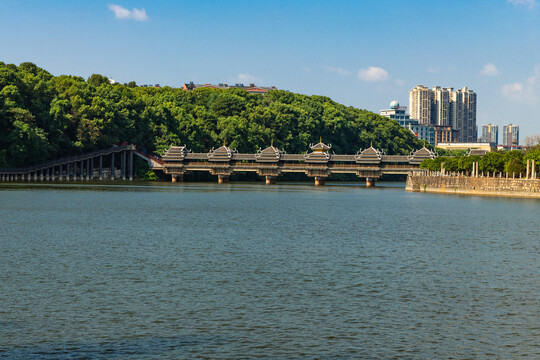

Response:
(0, 182), (539, 359)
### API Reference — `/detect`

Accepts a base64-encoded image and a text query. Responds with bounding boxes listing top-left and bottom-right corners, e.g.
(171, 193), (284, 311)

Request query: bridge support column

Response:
(366, 177), (376, 187)
(121, 151), (126, 180)
(86, 159), (90, 181)
(40, 170), (44, 182)
(129, 150), (133, 181)
(99, 155), (103, 180)
(218, 175), (229, 184)
(314, 176), (325, 186)
(111, 153), (115, 180)
(265, 176), (277, 185)
(46, 167), (50, 181)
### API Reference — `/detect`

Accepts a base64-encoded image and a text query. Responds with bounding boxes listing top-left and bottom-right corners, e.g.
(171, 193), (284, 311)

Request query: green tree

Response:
(479, 152), (504, 173)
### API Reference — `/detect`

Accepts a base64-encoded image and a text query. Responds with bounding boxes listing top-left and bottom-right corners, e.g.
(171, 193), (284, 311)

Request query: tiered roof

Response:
(355, 146), (383, 164)
(468, 149), (488, 156)
(408, 147), (436, 164)
(304, 140), (332, 163)
(255, 144), (283, 162)
(162, 146), (190, 162)
(207, 145), (236, 161)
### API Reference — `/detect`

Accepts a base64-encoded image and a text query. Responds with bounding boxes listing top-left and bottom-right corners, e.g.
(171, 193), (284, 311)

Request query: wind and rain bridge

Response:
(0, 142), (435, 186)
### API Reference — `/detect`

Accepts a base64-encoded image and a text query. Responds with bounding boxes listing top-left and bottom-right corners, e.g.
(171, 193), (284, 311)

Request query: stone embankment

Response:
(406, 172), (540, 198)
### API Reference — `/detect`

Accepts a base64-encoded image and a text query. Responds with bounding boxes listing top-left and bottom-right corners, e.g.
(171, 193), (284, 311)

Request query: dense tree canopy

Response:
(420, 149), (540, 176)
(0, 62), (425, 167)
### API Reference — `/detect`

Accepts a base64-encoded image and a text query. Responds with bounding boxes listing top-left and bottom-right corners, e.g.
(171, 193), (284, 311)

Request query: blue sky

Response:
(1, 0), (539, 139)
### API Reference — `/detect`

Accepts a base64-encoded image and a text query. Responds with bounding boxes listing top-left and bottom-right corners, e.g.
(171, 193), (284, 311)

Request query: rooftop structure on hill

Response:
(183, 82), (277, 94)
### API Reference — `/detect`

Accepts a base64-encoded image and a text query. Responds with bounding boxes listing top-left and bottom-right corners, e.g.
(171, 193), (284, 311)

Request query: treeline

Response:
(420, 149), (540, 175)
(0, 62), (424, 168)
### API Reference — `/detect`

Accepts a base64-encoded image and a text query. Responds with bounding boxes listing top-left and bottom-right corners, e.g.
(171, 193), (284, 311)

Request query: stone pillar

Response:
(218, 175), (229, 184)
(79, 161), (84, 181)
(40, 170), (44, 181)
(129, 150), (133, 181)
(59, 165), (63, 181)
(533, 159), (536, 179)
(73, 162), (77, 181)
(46, 167), (50, 181)
(121, 151), (126, 180)
(99, 155), (103, 180)
(265, 176), (277, 185)
(314, 176), (325, 186)
(86, 159), (90, 181)
(111, 153), (115, 180)
(366, 177), (376, 187)
(526, 159), (530, 179)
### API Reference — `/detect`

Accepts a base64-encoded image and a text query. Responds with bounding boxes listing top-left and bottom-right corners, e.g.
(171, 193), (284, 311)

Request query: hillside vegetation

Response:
(0, 62), (424, 167)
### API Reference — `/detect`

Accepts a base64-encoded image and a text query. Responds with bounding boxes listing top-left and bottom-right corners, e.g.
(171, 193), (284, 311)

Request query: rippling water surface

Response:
(1, 182), (539, 359)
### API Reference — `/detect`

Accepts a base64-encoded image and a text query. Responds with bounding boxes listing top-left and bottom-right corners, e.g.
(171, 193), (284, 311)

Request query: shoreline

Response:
(406, 174), (540, 199)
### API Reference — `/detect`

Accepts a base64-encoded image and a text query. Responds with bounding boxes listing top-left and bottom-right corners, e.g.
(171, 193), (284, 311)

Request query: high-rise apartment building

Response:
(409, 85), (477, 142)
(481, 124), (498, 145)
(502, 124), (519, 147)
(409, 85), (431, 125)
(431, 86), (451, 126)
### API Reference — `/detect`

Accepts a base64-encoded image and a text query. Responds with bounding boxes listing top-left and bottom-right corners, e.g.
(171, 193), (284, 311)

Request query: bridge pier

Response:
(314, 176), (325, 186)
(218, 175), (230, 184)
(129, 151), (134, 181)
(171, 174), (183, 183)
(121, 151), (126, 180)
(265, 176), (277, 185)
(111, 153), (115, 180)
(366, 177), (376, 187)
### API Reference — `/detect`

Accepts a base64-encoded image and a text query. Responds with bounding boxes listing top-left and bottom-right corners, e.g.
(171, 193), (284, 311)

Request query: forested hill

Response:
(0, 62), (424, 167)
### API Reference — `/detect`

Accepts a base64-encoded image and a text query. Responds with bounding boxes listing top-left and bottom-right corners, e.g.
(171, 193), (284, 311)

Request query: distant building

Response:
(433, 125), (457, 145)
(481, 124), (499, 145)
(502, 124), (519, 146)
(409, 85), (477, 143)
(380, 101), (436, 146)
(380, 101), (412, 125)
(406, 123), (436, 146)
(437, 142), (492, 152)
(183, 82), (277, 94)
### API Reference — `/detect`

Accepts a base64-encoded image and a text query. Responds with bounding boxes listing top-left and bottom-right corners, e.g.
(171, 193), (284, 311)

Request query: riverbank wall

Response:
(406, 174), (540, 198)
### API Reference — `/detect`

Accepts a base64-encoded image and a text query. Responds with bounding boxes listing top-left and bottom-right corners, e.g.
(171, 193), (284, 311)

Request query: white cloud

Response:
(108, 4), (148, 21)
(357, 66), (389, 82)
(501, 65), (540, 103)
(324, 66), (351, 76)
(481, 63), (499, 76)
(508, 0), (537, 9)
(237, 73), (260, 84)
(302, 67), (312, 74)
